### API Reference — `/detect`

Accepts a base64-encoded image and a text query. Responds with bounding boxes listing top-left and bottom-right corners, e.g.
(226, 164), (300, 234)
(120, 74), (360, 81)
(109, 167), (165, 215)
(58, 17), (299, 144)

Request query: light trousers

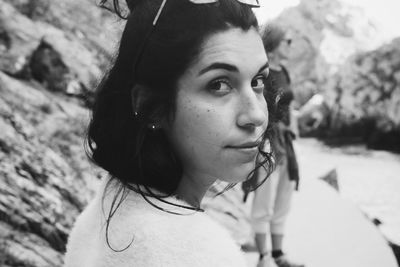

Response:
(250, 157), (295, 235)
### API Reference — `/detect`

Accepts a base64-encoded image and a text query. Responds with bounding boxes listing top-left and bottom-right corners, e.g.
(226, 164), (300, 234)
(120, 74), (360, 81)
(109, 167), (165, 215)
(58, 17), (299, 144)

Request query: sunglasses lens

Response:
(236, 0), (260, 7)
(189, 0), (218, 3)
(189, 0), (259, 6)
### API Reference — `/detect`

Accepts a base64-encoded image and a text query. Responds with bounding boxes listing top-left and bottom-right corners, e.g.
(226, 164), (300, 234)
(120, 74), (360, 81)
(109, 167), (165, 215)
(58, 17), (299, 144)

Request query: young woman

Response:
(64, 0), (276, 266)
(249, 23), (303, 267)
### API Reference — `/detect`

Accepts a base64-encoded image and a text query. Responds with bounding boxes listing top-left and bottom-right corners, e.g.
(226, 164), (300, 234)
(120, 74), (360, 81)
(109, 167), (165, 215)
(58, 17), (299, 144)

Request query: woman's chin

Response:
(218, 162), (256, 183)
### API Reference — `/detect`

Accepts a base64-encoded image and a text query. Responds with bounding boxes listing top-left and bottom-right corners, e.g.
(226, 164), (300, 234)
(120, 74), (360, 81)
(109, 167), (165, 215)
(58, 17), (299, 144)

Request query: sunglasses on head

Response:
(153, 0), (260, 25)
(189, 0), (259, 7)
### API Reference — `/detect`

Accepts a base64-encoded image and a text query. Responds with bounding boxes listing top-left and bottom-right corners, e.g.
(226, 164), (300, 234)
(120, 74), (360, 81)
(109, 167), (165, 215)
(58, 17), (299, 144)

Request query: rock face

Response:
(271, 0), (400, 152)
(274, 0), (381, 107)
(324, 38), (400, 151)
(0, 71), (101, 267)
(0, 0), (123, 103)
(0, 0), (119, 266)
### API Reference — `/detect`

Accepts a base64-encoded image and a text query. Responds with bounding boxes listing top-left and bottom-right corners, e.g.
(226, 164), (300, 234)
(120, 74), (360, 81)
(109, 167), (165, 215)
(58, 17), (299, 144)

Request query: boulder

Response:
(0, 0), (121, 104)
(0, 1), (42, 76)
(269, 0), (399, 151)
(270, 0), (380, 108)
(0, 70), (104, 267)
(325, 38), (400, 151)
(297, 93), (330, 136)
(0, 1), (122, 265)
(28, 28), (102, 96)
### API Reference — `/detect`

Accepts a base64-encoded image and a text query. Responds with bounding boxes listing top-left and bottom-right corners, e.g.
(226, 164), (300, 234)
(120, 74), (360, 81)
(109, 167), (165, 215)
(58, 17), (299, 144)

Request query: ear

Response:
(130, 84), (166, 128)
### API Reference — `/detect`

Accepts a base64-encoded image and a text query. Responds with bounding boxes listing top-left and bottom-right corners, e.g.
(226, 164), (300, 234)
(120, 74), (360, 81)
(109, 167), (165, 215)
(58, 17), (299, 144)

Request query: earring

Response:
(148, 124), (161, 130)
(131, 84), (144, 118)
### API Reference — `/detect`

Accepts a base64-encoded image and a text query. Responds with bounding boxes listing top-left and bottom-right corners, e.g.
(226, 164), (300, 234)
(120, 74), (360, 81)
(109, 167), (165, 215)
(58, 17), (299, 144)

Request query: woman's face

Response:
(164, 27), (269, 185)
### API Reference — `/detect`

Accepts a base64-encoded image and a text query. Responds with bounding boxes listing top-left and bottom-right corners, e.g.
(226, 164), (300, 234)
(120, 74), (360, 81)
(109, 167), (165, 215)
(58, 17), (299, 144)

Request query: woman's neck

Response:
(175, 173), (215, 209)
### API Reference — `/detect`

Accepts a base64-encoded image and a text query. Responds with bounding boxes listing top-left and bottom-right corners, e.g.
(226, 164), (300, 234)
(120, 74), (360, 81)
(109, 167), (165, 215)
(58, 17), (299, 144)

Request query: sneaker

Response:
(274, 254), (305, 267)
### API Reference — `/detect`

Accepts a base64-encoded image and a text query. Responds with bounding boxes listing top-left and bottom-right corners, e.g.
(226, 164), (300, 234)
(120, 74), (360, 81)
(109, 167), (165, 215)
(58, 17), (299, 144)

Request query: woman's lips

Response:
(226, 141), (261, 149)
(225, 141), (260, 160)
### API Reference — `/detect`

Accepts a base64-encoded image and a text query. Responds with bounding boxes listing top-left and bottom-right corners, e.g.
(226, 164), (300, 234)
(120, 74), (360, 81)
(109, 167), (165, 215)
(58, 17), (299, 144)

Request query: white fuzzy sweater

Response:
(64, 179), (247, 267)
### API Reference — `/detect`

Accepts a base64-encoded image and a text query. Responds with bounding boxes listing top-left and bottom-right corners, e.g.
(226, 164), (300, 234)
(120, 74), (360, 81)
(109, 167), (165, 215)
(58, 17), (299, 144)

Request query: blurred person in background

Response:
(245, 23), (303, 267)
(63, 0), (278, 266)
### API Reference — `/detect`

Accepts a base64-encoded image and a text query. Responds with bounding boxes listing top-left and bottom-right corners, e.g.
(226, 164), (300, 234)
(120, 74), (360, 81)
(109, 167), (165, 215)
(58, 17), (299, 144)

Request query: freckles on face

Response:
(165, 27), (269, 184)
(171, 93), (226, 165)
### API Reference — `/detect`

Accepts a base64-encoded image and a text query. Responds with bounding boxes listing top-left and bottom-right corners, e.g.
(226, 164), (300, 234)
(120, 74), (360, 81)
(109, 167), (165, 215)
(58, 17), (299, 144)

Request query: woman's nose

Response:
(236, 89), (268, 131)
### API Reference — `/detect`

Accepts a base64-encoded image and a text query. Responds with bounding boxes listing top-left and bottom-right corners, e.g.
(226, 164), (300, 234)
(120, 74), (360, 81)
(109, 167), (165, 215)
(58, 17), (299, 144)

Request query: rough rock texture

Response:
(323, 38), (400, 151)
(0, 0), (122, 102)
(0, 0), (118, 266)
(0, 70), (104, 267)
(269, 0), (380, 109)
(297, 93), (331, 136)
(272, 0), (375, 106)
(272, 0), (400, 151)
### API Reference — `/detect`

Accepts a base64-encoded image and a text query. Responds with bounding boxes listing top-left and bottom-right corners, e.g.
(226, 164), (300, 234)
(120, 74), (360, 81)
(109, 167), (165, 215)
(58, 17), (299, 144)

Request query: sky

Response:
(254, 0), (400, 42)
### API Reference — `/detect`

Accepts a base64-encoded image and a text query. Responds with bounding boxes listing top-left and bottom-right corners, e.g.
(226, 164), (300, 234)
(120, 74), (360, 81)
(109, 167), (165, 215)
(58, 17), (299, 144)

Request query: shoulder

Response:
(99, 195), (246, 266)
(104, 189), (247, 266)
(65, 179), (247, 266)
(65, 181), (173, 266)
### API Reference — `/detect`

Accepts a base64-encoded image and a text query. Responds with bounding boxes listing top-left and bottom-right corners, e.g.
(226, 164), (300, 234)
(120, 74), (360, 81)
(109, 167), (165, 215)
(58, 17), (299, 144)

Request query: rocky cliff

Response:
(0, 0), (119, 265)
(273, 0), (381, 106)
(272, 0), (400, 152)
(324, 38), (400, 151)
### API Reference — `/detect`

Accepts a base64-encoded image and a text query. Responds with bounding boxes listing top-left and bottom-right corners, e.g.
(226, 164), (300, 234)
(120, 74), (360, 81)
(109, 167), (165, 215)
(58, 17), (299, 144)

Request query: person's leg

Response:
(254, 232), (268, 257)
(271, 233), (284, 252)
(269, 157), (295, 243)
(269, 159), (304, 267)
(251, 166), (279, 266)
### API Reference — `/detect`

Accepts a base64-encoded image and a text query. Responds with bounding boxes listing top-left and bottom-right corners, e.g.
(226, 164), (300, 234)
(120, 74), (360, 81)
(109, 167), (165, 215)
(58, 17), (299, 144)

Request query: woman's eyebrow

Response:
(198, 61), (269, 76)
(198, 62), (239, 76)
(257, 62), (269, 73)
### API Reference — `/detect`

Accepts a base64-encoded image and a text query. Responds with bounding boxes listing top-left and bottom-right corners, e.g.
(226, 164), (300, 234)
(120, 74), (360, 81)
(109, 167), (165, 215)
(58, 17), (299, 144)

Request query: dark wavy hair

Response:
(86, 0), (277, 251)
(260, 22), (286, 53)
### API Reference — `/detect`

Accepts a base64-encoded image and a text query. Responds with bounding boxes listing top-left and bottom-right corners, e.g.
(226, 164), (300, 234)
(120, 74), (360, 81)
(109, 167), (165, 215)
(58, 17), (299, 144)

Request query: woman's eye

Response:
(251, 76), (266, 93)
(207, 79), (232, 95)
